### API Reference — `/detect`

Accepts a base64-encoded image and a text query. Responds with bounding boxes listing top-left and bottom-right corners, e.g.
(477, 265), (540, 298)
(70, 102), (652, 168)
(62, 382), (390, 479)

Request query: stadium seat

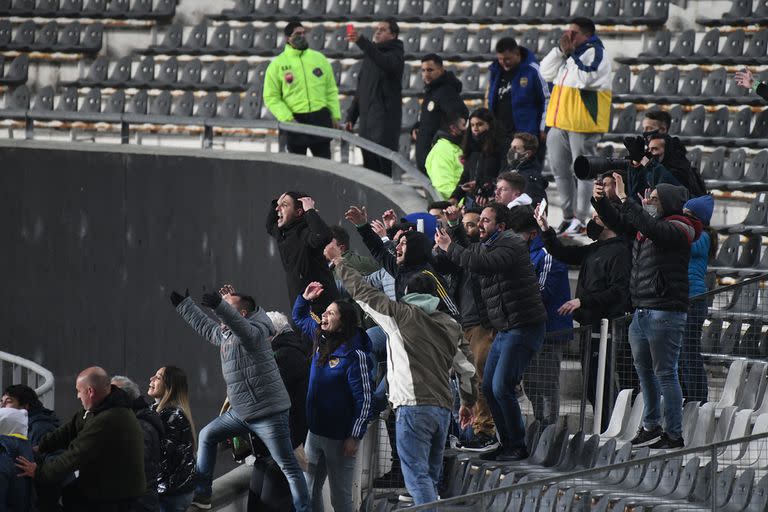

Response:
(82, 0), (106, 16)
(128, 56), (155, 87)
(202, 60), (226, 88)
(681, 106), (705, 137)
(640, 30), (671, 61)
(374, 0), (397, 16)
(401, 28), (421, 55)
(422, 28), (444, 54)
(399, 0), (423, 19)
(466, 27), (492, 56)
(631, 66), (655, 95)
(612, 64), (630, 95)
(80, 88), (101, 114)
(307, 25), (325, 51)
(304, 0), (327, 17)
(104, 89), (125, 114)
(611, 104), (637, 134)
(209, 24), (231, 53)
(443, 28), (468, 60)
(126, 89), (148, 114)
(327, 0), (351, 15)
(326, 26), (350, 57)
(150, 23), (183, 53)
(32, 86), (55, 111)
(241, 86), (262, 119)
(178, 59), (202, 89)
(196, 92), (218, 118)
(473, 0), (497, 20)
(153, 57), (178, 87)
(232, 25), (255, 52)
(0, 54), (28, 86)
(745, 151), (768, 184)
(169, 90), (193, 117)
(522, 0), (546, 22)
(448, 0), (472, 21)
(219, 92), (241, 118)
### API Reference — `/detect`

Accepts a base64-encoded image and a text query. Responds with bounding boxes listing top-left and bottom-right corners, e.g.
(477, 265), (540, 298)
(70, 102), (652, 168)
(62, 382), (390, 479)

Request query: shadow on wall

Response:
(0, 142), (414, 426)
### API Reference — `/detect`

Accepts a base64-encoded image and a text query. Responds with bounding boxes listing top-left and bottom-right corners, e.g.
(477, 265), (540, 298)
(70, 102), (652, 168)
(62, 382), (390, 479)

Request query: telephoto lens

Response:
(573, 155), (630, 180)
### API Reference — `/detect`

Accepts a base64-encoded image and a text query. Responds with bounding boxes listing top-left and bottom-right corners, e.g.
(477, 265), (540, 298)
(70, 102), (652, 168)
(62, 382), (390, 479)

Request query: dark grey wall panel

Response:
(0, 144), (413, 427)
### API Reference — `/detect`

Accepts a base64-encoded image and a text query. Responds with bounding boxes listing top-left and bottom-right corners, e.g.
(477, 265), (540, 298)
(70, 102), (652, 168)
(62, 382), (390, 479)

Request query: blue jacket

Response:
(529, 235), (573, 339)
(688, 230), (710, 297)
(0, 435), (34, 511)
(292, 295), (374, 441)
(487, 47), (549, 136)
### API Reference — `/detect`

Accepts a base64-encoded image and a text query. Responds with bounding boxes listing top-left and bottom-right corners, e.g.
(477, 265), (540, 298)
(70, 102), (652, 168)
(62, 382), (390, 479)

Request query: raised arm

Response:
(540, 228), (589, 266)
(210, 296), (272, 351)
(346, 207), (398, 277)
(292, 287), (320, 340)
(176, 297), (224, 347)
(336, 259), (401, 319)
(620, 199), (693, 249)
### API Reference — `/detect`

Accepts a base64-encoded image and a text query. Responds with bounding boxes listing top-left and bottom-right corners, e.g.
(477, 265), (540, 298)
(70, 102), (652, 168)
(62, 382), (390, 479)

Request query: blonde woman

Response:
(148, 366), (196, 512)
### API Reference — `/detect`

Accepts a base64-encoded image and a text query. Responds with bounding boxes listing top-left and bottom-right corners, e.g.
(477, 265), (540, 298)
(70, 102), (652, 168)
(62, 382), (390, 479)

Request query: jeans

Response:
(483, 323), (546, 450)
(681, 299), (709, 403)
(629, 309), (686, 438)
(159, 492), (193, 512)
(395, 405), (451, 506)
(195, 410), (310, 512)
(546, 127), (600, 222)
(304, 432), (356, 512)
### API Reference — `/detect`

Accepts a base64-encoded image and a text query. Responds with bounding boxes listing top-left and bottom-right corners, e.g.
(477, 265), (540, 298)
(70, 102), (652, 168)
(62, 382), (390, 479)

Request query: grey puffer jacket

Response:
(176, 298), (290, 421)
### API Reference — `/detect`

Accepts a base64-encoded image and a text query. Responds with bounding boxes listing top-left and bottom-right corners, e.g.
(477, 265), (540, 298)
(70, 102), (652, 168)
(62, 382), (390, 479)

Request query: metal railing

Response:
(0, 109), (441, 200)
(0, 350), (55, 409)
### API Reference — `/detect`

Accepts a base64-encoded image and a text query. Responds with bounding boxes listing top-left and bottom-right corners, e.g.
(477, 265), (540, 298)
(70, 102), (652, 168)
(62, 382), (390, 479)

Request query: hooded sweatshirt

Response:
(415, 71), (469, 171)
(685, 195), (715, 297)
(1, 408), (34, 512)
(426, 130), (465, 200)
(336, 261), (476, 410)
(292, 295), (374, 441)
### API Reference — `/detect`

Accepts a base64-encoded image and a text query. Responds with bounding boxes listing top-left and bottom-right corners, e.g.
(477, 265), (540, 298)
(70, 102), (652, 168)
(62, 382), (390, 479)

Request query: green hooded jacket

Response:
(263, 45), (341, 122)
(425, 134), (464, 200)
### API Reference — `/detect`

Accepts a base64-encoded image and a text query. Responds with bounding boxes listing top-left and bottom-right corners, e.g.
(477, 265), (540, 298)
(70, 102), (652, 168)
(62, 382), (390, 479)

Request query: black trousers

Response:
(248, 457), (292, 512)
(361, 148), (393, 177)
(60, 480), (137, 512)
(286, 138), (331, 159)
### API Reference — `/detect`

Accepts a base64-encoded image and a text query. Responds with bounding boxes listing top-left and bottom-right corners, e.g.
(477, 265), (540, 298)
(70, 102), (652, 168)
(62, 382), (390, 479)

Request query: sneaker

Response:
(373, 467), (405, 488)
(649, 433), (684, 450)
(561, 218), (586, 236)
(630, 425), (663, 447)
(497, 446), (530, 462)
(398, 492), (414, 503)
(556, 219), (572, 234)
(191, 494), (212, 509)
(458, 432), (500, 453)
(446, 434), (460, 449)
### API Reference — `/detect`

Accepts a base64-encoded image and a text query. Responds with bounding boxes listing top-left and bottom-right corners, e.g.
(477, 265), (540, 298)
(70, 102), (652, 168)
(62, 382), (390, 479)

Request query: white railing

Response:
(0, 351), (55, 409)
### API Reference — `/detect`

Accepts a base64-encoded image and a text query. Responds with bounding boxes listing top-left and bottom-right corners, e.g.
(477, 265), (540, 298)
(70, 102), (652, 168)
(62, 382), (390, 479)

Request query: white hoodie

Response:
(508, 193), (533, 209)
(0, 407), (28, 437)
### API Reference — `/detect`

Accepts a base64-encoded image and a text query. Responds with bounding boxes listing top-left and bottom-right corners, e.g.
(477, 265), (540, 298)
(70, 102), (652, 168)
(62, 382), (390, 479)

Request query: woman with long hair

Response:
(292, 282), (374, 512)
(450, 108), (506, 207)
(147, 365), (196, 512)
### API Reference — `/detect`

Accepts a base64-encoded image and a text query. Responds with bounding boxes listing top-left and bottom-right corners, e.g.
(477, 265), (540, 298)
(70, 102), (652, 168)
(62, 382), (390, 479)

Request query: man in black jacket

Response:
(412, 54), (469, 173)
(345, 19), (404, 177)
(266, 192), (338, 315)
(435, 202), (546, 461)
(593, 176), (702, 450)
(535, 208), (632, 431)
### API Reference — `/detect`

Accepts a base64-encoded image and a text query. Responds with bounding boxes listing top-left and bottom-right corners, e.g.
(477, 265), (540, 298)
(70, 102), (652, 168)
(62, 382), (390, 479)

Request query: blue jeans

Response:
(395, 405), (451, 506)
(483, 323), (546, 450)
(681, 299), (709, 403)
(629, 309), (686, 438)
(304, 432), (356, 512)
(158, 492), (193, 512)
(194, 410), (310, 512)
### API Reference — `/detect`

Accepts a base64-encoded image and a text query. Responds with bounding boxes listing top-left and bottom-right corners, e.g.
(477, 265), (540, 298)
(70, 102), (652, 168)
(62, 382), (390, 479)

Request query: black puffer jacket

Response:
(594, 184), (702, 312)
(131, 396), (164, 496)
(272, 329), (311, 450)
(441, 229), (546, 331)
(266, 203), (338, 315)
(345, 36), (404, 151)
(26, 407), (59, 448)
(154, 405), (195, 496)
(414, 71), (469, 172)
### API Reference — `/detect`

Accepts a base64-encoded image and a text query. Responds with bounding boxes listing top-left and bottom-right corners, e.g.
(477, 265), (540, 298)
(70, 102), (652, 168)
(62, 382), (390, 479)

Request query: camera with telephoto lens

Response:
(573, 155), (630, 181)
(475, 181), (496, 199)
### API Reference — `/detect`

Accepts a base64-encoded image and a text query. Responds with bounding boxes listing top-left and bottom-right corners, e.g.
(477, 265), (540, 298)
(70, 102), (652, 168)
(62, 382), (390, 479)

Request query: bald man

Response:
(16, 367), (146, 511)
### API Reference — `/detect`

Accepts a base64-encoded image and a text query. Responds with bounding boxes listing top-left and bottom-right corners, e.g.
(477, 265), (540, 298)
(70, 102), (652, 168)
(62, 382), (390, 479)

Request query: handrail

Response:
(409, 428), (768, 510)
(0, 350), (55, 409)
(1, 109), (442, 201)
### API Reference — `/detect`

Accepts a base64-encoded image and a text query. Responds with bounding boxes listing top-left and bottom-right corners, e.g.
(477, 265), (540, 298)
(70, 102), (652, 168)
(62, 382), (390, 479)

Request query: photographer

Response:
(623, 134), (681, 203)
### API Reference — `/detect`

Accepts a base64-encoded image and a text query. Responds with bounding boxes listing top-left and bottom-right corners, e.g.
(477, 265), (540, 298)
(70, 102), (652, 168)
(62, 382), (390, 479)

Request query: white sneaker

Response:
(398, 492), (414, 503)
(562, 218), (586, 236)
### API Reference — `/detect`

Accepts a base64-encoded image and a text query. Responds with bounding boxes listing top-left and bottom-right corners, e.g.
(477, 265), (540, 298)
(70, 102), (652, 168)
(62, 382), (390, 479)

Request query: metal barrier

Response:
(0, 350), (55, 409)
(0, 109), (441, 201)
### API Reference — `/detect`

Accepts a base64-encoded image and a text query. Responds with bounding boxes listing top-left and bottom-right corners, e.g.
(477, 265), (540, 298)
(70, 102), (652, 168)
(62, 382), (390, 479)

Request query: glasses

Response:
(496, 186), (512, 193)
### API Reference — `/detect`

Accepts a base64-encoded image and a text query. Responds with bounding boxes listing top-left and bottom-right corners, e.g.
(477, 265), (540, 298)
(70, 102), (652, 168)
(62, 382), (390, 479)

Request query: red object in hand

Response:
(346, 23), (355, 36)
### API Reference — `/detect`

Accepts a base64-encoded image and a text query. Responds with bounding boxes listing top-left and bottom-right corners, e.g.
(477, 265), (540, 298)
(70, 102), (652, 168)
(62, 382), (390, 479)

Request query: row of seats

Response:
(139, 21), (562, 62)
(697, 0), (768, 27)
(693, 148), (768, 192)
(213, 0), (669, 25)
(613, 65), (766, 107)
(607, 104), (768, 149)
(375, 401), (768, 511)
(0, 19), (103, 53)
(0, 54), (28, 85)
(617, 28), (768, 65)
(0, 0), (174, 19)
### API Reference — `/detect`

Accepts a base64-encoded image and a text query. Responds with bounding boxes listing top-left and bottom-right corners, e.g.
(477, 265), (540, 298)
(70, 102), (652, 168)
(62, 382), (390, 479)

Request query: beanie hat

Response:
(683, 194), (714, 226)
(284, 21), (303, 37)
(0, 407), (28, 437)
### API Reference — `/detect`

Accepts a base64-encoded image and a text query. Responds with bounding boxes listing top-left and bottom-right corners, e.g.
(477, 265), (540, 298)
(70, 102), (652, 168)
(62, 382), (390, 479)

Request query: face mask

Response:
(586, 220), (604, 241)
(291, 36), (309, 50)
(643, 204), (659, 218)
(508, 152), (528, 168)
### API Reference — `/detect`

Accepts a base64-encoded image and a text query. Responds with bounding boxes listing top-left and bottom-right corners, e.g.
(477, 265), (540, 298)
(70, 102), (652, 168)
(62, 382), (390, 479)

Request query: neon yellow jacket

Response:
(426, 135), (464, 200)
(263, 45), (341, 122)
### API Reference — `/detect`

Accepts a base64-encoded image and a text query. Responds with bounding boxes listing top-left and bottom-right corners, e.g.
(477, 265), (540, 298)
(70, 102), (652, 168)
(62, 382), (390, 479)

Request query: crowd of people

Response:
(4, 11), (753, 512)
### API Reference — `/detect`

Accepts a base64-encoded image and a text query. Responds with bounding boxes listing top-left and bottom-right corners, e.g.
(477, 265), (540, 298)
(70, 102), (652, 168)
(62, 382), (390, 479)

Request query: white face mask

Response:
(643, 204), (659, 218)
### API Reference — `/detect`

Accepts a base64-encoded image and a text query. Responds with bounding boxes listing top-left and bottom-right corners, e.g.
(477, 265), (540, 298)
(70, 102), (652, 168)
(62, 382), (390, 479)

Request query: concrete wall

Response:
(0, 140), (425, 426)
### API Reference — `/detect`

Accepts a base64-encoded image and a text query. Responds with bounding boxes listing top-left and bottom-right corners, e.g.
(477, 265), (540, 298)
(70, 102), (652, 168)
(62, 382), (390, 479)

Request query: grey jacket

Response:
(176, 298), (290, 421)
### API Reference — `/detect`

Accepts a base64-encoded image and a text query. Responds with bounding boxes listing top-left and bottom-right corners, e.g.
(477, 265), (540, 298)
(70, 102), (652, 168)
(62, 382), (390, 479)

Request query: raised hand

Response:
(219, 284), (235, 297)
(170, 289), (189, 308)
(201, 292), (222, 309)
(534, 203), (549, 231)
(613, 172), (627, 202)
(381, 209), (398, 229)
(434, 228), (452, 251)
(298, 196), (316, 211)
(370, 219), (388, 238)
(344, 206), (368, 226)
(303, 281), (324, 301)
(444, 205), (461, 223)
(735, 68), (754, 89)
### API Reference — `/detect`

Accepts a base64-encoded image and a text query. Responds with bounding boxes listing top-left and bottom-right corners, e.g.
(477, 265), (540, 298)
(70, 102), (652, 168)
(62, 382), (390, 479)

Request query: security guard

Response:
(264, 21), (341, 158)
